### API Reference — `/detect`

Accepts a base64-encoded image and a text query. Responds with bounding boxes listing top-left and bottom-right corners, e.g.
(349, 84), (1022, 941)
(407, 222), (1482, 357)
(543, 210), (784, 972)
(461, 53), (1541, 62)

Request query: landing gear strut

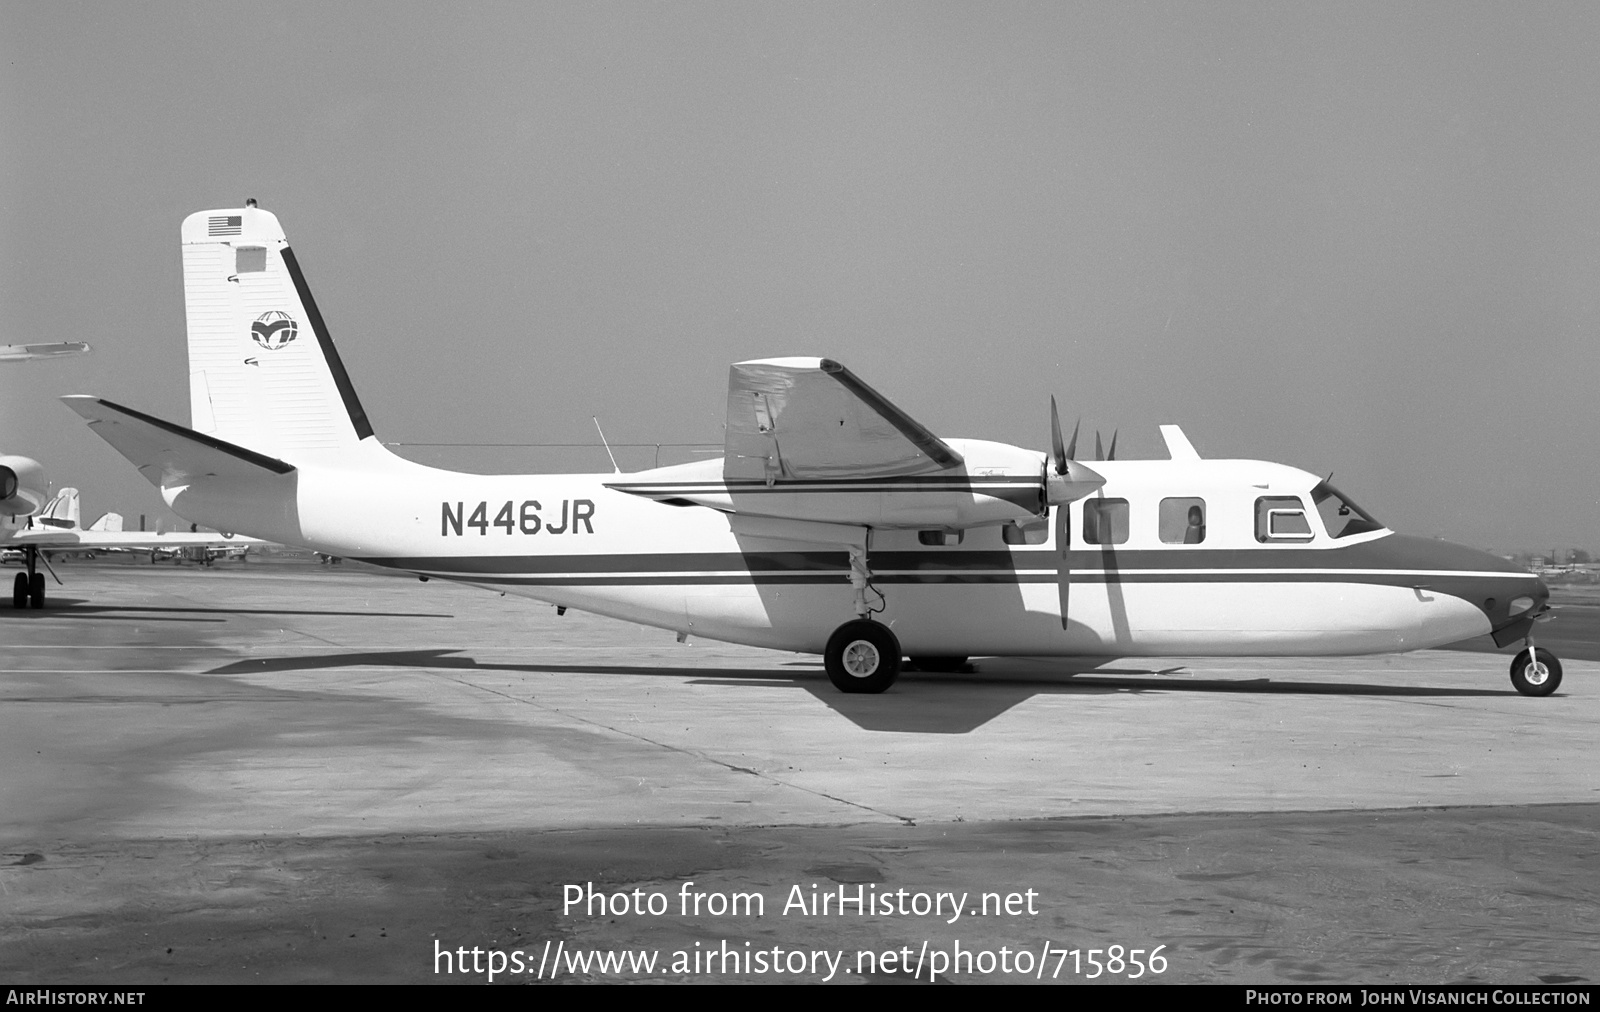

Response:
(1510, 639), (1562, 697)
(825, 620), (901, 694)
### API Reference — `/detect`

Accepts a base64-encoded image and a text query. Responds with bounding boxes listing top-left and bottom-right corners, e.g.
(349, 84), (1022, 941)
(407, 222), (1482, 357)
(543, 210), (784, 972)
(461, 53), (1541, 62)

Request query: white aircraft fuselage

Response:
(156, 438), (1539, 659)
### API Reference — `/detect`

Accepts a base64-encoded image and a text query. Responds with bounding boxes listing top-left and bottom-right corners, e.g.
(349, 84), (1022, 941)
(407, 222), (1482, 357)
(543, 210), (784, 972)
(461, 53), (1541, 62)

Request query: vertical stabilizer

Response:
(182, 206), (374, 457)
(88, 512), (124, 533)
(38, 487), (80, 529)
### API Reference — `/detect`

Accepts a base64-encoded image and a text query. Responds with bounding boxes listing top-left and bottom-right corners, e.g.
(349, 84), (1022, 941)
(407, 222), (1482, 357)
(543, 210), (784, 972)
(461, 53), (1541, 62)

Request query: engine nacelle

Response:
(0, 455), (48, 516)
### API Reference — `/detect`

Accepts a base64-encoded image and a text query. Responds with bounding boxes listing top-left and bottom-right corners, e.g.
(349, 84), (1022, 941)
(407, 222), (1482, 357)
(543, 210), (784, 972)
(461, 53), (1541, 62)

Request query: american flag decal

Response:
(208, 215), (242, 236)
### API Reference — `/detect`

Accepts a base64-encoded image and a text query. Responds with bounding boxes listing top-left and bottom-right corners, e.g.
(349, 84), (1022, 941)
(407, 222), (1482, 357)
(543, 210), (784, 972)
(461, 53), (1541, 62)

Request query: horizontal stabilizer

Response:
(61, 395), (295, 488)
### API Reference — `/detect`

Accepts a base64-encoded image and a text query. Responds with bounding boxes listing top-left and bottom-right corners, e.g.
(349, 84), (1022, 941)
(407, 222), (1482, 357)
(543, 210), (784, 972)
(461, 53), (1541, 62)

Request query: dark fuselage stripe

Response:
(359, 545), (1533, 577)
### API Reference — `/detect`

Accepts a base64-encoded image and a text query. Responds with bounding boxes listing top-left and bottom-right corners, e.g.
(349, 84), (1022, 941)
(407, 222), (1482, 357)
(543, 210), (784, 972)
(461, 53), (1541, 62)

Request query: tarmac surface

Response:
(2, 558), (1596, 985)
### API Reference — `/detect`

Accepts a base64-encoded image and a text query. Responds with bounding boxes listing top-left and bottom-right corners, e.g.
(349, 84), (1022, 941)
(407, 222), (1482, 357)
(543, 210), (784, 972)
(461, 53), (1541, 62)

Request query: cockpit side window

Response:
(1311, 481), (1384, 539)
(1255, 496), (1313, 543)
(1160, 497), (1206, 544)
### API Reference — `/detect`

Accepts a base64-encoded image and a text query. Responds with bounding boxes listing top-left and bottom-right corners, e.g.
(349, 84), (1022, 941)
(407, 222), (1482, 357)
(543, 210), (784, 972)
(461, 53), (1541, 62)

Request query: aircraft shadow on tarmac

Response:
(208, 649), (1520, 735)
(6, 599), (454, 621)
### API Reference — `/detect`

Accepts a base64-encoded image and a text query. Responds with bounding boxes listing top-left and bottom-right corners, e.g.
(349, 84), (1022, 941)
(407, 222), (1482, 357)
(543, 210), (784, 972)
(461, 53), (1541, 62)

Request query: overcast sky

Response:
(4, 2), (1598, 551)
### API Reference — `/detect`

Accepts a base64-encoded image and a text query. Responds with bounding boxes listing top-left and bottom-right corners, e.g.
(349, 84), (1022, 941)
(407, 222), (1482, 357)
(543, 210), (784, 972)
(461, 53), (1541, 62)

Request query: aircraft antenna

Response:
(593, 416), (621, 474)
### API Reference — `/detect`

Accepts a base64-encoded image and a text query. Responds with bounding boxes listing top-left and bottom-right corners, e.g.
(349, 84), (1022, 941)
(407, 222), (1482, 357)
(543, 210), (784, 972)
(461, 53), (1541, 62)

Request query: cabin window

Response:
(1160, 497), (1206, 544)
(1002, 518), (1049, 545)
(1082, 499), (1129, 545)
(1311, 481), (1384, 539)
(918, 529), (964, 546)
(1255, 496), (1313, 542)
(235, 246), (267, 273)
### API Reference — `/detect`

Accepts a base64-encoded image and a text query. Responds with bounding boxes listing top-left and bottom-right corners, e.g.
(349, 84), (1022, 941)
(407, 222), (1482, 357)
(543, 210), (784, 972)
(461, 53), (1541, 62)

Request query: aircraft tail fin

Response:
(88, 512), (124, 533)
(37, 487), (80, 529)
(181, 206), (375, 459)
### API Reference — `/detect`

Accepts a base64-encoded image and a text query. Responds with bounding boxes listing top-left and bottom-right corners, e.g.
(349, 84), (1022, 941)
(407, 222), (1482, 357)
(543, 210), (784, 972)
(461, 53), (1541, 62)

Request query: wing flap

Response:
(724, 358), (962, 482)
(61, 396), (295, 488)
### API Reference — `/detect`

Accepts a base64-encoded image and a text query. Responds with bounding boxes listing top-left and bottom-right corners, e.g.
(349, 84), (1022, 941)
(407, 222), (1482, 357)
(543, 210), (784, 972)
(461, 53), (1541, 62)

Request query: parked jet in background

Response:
(3, 343), (259, 606)
(65, 204), (1561, 694)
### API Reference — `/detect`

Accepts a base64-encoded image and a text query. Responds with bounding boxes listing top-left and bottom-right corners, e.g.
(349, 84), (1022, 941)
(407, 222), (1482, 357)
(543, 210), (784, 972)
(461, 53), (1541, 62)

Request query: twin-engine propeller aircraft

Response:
(63, 205), (1561, 694)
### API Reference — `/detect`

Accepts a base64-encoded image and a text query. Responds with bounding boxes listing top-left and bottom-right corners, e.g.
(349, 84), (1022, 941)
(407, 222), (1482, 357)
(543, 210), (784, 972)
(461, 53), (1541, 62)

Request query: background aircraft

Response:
(0, 342), (91, 362)
(66, 205), (1559, 694)
(3, 343), (260, 607)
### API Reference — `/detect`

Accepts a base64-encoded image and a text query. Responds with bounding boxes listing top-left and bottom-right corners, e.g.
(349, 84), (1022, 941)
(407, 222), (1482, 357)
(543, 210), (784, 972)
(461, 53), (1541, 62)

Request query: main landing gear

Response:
(823, 541), (902, 693)
(1510, 642), (1562, 697)
(825, 620), (901, 694)
(11, 547), (46, 609)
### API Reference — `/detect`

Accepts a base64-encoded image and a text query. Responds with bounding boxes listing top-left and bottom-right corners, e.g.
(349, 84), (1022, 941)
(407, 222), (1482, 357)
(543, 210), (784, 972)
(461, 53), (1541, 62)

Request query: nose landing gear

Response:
(1510, 640), (1562, 697)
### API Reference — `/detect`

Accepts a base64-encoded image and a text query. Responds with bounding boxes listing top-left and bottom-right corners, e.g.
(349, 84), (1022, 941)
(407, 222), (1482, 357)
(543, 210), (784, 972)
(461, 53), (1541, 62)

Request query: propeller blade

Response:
(1043, 403), (1104, 505)
(1107, 429), (1118, 462)
(1049, 396), (1066, 474)
(1055, 503), (1071, 630)
(1094, 430), (1104, 462)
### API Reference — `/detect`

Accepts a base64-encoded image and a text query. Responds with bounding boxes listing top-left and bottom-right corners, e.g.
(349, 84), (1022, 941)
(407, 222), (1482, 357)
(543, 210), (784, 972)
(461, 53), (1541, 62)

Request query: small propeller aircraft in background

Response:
(64, 205), (1560, 694)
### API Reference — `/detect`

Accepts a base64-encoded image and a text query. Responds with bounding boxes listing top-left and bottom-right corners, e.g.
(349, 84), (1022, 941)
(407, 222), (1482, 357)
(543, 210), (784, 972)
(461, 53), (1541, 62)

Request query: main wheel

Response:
(908, 655), (968, 673)
(824, 620), (902, 694)
(1509, 647), (1562, 697)
(12, 572), (26, 609)
(28, 571), (45, 609)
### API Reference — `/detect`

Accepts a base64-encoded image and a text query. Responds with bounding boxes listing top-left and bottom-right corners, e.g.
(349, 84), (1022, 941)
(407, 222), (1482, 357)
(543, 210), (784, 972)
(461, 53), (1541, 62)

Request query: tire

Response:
(28, 571), (45, 609)
(824, 620), (902, 694)
(908, 655), (968, 673)
(12, 572), (26, 609)
(1509, 647), (1562, 697)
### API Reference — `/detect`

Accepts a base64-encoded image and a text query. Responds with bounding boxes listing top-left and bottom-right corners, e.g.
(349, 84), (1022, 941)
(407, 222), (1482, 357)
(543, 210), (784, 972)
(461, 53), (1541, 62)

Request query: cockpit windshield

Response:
(1311, 481), (1384, 539)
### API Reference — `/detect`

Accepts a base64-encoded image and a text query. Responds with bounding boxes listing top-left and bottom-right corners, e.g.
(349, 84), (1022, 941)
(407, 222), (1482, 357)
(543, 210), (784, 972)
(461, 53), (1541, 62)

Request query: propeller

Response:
(1046, 398), (1107, 630)
(1092, 429), (1118, 461)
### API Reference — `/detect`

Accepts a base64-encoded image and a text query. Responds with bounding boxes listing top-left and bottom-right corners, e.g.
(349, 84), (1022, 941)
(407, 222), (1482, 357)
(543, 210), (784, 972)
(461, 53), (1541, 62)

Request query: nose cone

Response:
(1379, 535), (1547, 645)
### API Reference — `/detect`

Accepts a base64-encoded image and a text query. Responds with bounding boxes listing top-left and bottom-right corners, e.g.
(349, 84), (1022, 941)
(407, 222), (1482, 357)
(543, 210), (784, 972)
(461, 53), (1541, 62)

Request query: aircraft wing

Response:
(723, 358), (963, 482)
(11, 528), (262, 551)
(0, 342), (91, 362)
(61, 396), (295, 487)
(610, 358), (1042, 530)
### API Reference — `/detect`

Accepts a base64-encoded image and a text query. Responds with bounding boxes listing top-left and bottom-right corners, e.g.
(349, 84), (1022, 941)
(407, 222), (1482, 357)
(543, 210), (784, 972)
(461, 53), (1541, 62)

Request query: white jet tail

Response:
(88, 512), (124, 533)
(182, 206), (376, 460)
(37, 487), (80, 529)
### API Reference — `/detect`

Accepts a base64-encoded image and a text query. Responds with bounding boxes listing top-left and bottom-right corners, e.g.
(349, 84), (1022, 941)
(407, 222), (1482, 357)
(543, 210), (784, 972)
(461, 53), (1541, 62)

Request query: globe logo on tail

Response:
(251, 311), (298, 350)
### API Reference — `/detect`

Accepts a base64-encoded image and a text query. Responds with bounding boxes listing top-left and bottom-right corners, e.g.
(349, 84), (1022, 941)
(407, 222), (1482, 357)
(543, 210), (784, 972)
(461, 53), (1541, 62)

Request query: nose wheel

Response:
(1510, 646), (1562, 697)
(824, 620), (902, 694)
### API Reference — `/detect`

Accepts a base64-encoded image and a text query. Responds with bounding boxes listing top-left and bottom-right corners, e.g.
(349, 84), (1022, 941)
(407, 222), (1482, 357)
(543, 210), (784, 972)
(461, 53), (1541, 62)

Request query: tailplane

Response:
(182, 205), (374, 458)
